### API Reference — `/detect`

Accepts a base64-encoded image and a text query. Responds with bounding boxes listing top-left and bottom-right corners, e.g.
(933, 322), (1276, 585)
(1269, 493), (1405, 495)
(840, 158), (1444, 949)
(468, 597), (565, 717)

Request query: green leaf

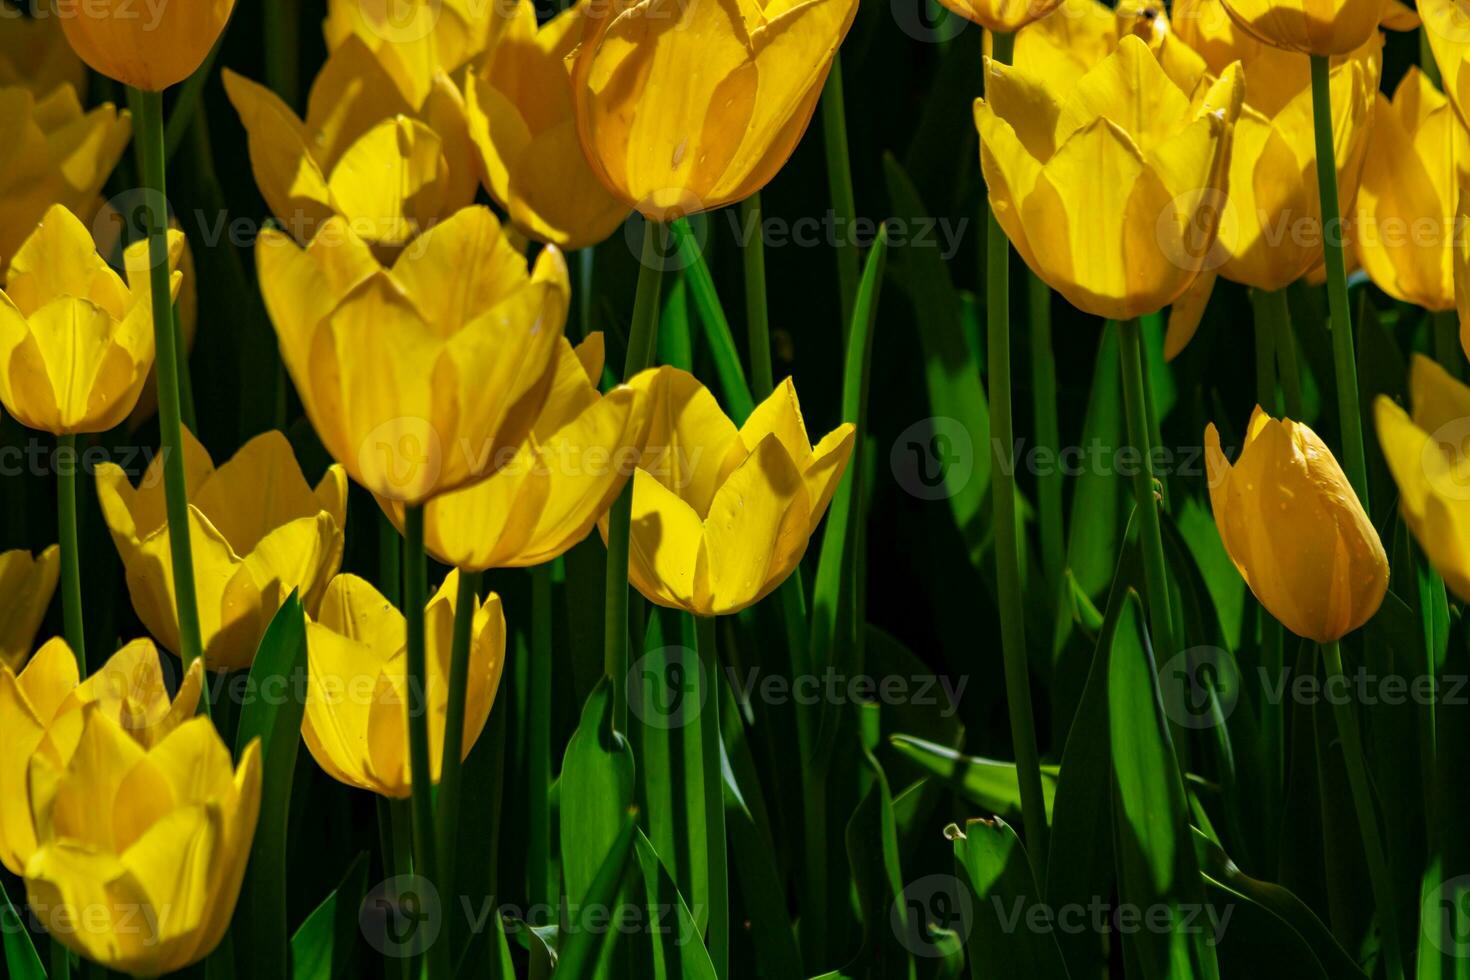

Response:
(290, 852), (369, 980)
(1174, 496), (1244, 652)
(887, 735), (1056, 822)
(951, 817), (1069, 978)
(0, 875), (43, 980)
(668, 220), (755, 424)
(553, 808), (640, 979)
(559, 677), (636, 910)
(724, 762), (802, 980)
(632, 830), (719, 980)
(843, 737), (913, 975)
(232, 593), (309, 980)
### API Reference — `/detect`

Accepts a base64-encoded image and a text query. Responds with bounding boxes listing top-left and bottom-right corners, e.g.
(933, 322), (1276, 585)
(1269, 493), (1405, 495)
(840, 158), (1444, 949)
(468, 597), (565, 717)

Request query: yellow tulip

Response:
(609, 368), (854, 617)
(380, 334), (653, 570)
(465, 0), (629, 249)
(1423, 0), (1470, 126)
(1375, 357), (1470, 602)
(1205, 408), (1388, 642)
(25, 712), (258, 976)
(223, 34), (478, 256)
(1216, 0), (1416, 54)
(323, 0), (505, 105)
(1010, 0), (1205, 93)
(0, 637), (204, 876)
(96, 427), (348, 672)
(0, 7), (86, 98)
(569, 0), (859, 220)
(1354, 68), (1466, 313)
(974, 35), (1244, 321)
(0, 86), (130, 272)
(255, 206), (568, 505)
(303, 571), (505, 798)
(0, 546), (59, 672)
(57, 0), (236, 91)
(0, 204), (181, 434)
(942, 0), (1061, 34)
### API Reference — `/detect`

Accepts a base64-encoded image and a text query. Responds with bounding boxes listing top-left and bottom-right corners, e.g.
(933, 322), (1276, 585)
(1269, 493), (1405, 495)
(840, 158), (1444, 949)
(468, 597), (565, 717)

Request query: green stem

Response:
(50, 937), (69, 980)
(1264, 289), (1304, 417)
(695, 615), (728, 980)
(1118, 319), (1176, 669)
(131, 88), (207, 686)
(1310, 55), (1369, 508)
(1434, 310), (1462, 380)
(389, 799), (417, 980)
(401, 506), (446, 980)
(605, 221), (666, 732)
(1321, 639), (1403, 980)
(821, 53), (859, 331)
(378, 511), (402, 607)
(57, 435), (85, 673)
(742, 193), (773, 400)
(1250, 289), (1278, 414)
(436, 568), (481, 945)
(1028, 273), (1063, 597)
(981, 27), (1048, 878)
(263, 0), (300, 110)
(528, 563), (553, 910)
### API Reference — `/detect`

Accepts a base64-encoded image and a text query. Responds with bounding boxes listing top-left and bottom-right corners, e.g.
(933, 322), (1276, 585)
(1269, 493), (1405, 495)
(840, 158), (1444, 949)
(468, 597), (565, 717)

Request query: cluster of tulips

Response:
(6, 0), (1470, 974)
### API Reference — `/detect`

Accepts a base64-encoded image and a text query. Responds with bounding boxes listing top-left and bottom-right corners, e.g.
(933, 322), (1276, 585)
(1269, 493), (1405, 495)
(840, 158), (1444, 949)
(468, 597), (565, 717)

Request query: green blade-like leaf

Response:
(887, 735), (1057, 820)
(553, 808), (640, 979)
(633, 830), (719, 980)
(559, 677), (636, 911)
(290, 851), (369, 980)
(0, 875), (43, 980)
(669, 220), (755, 424)
(952, 817), (1069, 979)
(724, 760), (802, 980)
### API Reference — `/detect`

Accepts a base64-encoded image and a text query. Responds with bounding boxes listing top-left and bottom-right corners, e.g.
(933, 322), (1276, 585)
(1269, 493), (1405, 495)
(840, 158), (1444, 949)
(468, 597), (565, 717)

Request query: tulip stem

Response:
(695, 615), (729, 980)
(1309, 54), (1369, 510)
(1250, 290), (1278, 414)
(528, 563), (554, 910)
(1321, 639), (1404, 980)
(1433, 311), (1463, 381)
(1118, 319), (1176, 672)
(821, 53), (859, 330)
(49, 938), (69, 980)
(436, 567), (481, 951)
(1265, 289), (1304, 417)
(1028, 273), (1064, 597)
(605, 221), (666, 733)
(57, 434), (85, 674)
(742, 193), (773, 400)
(131, 88), (208, 693)
(400, 505), (447, 980)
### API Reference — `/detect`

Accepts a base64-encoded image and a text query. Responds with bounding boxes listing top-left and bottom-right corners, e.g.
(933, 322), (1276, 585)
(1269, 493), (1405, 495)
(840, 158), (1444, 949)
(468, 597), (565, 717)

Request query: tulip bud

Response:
(58, 0), (236, 92)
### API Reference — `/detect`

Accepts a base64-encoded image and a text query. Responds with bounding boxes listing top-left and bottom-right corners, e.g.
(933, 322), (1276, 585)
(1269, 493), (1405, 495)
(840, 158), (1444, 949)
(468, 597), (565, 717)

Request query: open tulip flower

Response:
(1011, 0), (1205, 92)
(0, 205), (181, 434)
(1206, 408), (1388, 642)
(25, 712), (259, 977)
(224, 34), (478, 256)
(59, 0), (237, 91)
(607, 368), (854, 617)
(256, 206), (568, 505)
(0, 637), (204, 876)
(0, 10), (86, 99)
(0, 546), (59, 672)
(1218, 0), (1417, 54)
(974, 35), (1244, 321)
(380, 334), (654, 571)
(570, 0), (859, 220)
(465, 0), (629, 249)
(323, 0), (503, 104)
(96, 428), (348, 672)
(303, 571), (505, 798)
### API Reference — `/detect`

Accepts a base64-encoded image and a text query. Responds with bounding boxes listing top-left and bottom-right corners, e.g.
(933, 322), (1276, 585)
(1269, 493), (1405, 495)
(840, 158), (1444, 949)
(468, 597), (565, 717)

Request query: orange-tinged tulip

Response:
(303, 571), (505, 798)
(57, 0), (236, 91)
(25, 713), (258, 976)
(0, 637), (203, 875)
(223, 34), (478, 256)
(380, 334), (653, 570)
(1206, 408), (1388, 642)
(0, 546), (59, 672)
(255, 207), (567, 505)
(465, 0), (629, 249)
(96, 428), (348, 671)
(0, 8), (86, 98)
(974, 35), (1244, 320)
(0, 205), (181, 434)
(570, 0), (858, 220)
(607, 368), (854, 616)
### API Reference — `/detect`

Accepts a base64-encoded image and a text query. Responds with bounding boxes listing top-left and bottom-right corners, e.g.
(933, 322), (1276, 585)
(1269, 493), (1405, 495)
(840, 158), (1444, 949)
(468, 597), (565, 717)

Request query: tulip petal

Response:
(302, 35), (416, 172)
(627, 468), (708, 611)
(1055, 35), (1191, 151)
(0, 546), (60, 673)
(326, 117), (450, 248)
(222, 70), (336, 242)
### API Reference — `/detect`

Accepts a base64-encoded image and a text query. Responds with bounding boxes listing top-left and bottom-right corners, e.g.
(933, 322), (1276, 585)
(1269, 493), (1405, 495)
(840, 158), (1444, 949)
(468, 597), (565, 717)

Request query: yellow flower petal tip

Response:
(569, 0), (860, 220)
(59, 0), (237, 91)
(606, 368), (853, 617)
(0, 545), (60, 672)
(96, 426), (347, 672)
(255, 206), (569, 505)
(1206, 409), (1387, 642)
(303, 571), (507, 798)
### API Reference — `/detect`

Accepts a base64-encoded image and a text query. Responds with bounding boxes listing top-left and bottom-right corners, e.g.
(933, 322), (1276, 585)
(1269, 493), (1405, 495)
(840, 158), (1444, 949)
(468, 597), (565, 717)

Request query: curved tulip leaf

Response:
(887, 734), (1058, 820)
(951, 816), (1069, 978)
(658, 273), (695, 373)
(723, 759), (801, 980)
(0, 876), (43, 980)
(559, 677), (636, 910)
(669, 219), (755, 424)
(553, 807), (639, 979)
(843, 720), (912, 971)
(290, 851), (369, 980)
(630, 829), (718, 980)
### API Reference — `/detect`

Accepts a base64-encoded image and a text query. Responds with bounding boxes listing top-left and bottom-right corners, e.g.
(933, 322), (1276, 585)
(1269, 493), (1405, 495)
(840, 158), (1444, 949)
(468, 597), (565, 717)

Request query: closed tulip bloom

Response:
(223, 35), (477, 256)
(1216, 0), (1408, 55)
(974, 36), (1244, 321)
(256, 207), (567, 505)
(941, 0), (1061, 34)
(0, 205), (181, 434)
(611, 368), (854, 616)
(96, 428), (348, 672)
(1012, 0), (1205, 93)
(380, 334), (653, 571)
(1206, 408), (1388, 642)
(0, 546), (59, 672)
(465, 0), (629, 249)
(25, 713), (259, 976)
(570, 0), (858, 220)
(0, 9), (86, 98)
(58, 0), (236, 91)
(0, 637), (204, 876)
(303, 571), (505, 798)
(323, 0), (504, 105)
(1376, 357), (1470, 602)
(0, 89), (129, 272)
